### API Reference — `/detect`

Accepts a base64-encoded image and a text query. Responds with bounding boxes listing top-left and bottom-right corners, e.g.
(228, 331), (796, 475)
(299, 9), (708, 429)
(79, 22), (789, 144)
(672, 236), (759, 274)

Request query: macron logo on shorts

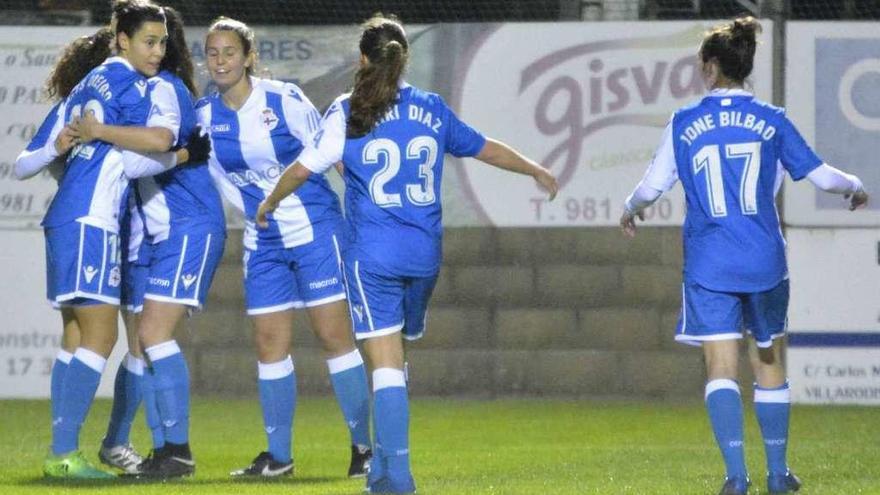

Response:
(83, 266), (98, 284)
(181, 274), (197, 290)
(352, 305), (364, 323)
(308, 277), (338, 290)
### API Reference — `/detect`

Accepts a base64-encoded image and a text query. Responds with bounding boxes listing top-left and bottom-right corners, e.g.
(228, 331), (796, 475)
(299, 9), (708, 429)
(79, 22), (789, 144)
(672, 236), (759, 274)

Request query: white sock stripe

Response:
(123, 354), (146, 376)
(327, 349), (364, 374)
(56, 350), (74, 364)
(258, 355), (295, 380)
(754, 384), (791, 404)
(145, 340), (182, 362)
(73, 347), (107, 373)
(705, 378), (740, 400)
(373, 367), (406, 391)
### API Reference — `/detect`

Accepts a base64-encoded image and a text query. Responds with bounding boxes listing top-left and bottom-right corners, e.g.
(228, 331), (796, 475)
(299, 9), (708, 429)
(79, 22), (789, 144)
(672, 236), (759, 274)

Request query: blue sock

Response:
(146, 340), (190, 445)
(103, 354), (144, 448)
(50, 350), (73, 423)
(705, 379), (747, 480)
(142, 367), (165, 449)
(755, 381), (791, 475)
(258, 356), (296, 464)
(327, 350), (371, 447)
(373, 368), (411, 481)
(53, 348), (106, 456)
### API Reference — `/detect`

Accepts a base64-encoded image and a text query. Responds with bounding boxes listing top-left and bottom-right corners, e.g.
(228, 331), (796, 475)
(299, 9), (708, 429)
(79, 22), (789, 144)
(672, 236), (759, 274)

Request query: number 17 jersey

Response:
(660, 89), (823, 292)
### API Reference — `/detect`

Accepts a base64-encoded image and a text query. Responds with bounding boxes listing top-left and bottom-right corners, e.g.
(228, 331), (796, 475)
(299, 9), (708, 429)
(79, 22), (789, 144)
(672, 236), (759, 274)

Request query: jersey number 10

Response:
(363, 136), (439, 208)
(692, 141), (761, 218)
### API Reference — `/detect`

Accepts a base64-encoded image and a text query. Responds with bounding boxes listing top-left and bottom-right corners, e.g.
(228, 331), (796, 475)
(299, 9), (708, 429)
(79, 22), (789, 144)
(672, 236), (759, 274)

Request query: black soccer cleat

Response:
(718, 476), (751, 495)
(348, 444), (372, 478)
(136, 443), (195, 479)
(768, 470), (801, 494)
(229, 451), (293, 477)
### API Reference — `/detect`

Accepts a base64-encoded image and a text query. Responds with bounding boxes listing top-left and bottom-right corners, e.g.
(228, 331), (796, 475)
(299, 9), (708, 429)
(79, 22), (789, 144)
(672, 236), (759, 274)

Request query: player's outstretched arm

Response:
(805, 163), (868, 211)
(619, 184), (663, 238)
(256, 162), (313, 228)
(68, 112), (174, 153)
(475, 138), (558, 200)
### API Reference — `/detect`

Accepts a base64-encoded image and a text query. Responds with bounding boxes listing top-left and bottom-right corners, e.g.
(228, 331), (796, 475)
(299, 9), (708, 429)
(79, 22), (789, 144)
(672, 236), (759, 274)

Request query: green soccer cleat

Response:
(43, 450), (116, 479)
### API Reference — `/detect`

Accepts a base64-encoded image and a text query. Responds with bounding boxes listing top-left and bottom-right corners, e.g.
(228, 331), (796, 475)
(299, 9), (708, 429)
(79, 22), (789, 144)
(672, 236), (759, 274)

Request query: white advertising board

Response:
(787, 228), (880, 404)
(454, 22), (773, 226)
(784, 23), (880, 227)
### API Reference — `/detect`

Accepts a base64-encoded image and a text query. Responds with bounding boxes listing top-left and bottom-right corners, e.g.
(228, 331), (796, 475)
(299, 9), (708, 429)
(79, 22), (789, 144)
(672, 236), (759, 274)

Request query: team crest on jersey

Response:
(107, 266), (121, 288)
(261, 108), (279, 131)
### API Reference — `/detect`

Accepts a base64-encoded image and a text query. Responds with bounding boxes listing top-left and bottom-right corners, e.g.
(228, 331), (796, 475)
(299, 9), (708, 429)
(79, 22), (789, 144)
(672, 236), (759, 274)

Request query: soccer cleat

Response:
(367, 473), (417, 494)
(99, 443), (144, 474)
(348, 444), (372, 478)
(137, 444), (195, 479)
(43, 450), (116, 479)
(230, 451), (293, 477)
(718, 476), (751, 495)
(768, 470), (802, 494)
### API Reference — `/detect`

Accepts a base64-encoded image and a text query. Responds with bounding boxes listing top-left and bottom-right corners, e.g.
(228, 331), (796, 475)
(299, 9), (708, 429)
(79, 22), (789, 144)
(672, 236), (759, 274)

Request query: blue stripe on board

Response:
(788, 332), (880, 347)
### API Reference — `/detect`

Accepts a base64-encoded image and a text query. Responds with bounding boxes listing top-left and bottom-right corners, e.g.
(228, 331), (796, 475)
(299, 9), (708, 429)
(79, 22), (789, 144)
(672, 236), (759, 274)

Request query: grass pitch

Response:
(0, 397), (877, 494)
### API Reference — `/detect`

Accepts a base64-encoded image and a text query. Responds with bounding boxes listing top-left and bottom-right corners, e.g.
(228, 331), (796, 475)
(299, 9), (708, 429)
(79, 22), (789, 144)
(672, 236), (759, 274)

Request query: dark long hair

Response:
(113, 0), (165, 47)
(45, 27), (113, 100)
(700, 16), (762, 84)
(347, 14), (408, 138)
(159, 6), (196, 95)
(207, 16), (257, 77)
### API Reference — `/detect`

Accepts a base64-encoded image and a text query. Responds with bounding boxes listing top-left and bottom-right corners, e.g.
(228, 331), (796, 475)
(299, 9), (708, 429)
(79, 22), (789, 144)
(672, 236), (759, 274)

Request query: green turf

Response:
(0, 397), (877, 494)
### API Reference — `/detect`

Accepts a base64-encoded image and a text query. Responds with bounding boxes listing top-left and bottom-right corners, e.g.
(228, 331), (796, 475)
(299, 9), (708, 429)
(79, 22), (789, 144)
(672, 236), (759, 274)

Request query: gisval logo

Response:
(261, 108), (279, 130)
(181, 274), (197, 290)
(107, 266), (121, 288)
(83, 265), (98, 284)
(352, 305), (364, 323)
(457, 24), (709, 225)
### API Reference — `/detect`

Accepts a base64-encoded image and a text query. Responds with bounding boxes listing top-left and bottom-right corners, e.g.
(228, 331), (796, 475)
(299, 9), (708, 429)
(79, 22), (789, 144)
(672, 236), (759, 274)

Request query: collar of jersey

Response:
(105, 55), (136, 72)
(215, 76), (263, 113)
(706, 88), (752, 97)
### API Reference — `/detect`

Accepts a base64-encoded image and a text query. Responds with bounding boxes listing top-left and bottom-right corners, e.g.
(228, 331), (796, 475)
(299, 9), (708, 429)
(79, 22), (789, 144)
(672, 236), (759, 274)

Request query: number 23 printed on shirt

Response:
(363, 136), (438, 208)
(692, 141), (761, 218)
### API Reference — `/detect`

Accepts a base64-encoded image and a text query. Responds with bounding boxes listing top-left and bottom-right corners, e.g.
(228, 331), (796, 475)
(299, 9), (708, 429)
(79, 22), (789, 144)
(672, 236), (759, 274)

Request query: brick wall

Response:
(180, 226), (754, 398)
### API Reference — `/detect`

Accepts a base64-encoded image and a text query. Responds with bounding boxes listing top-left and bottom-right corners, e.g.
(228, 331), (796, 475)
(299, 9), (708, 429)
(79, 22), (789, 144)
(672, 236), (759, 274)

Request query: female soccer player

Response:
(198, 17), (372, 478)
(14, 25), (117, 480)
(619, 17), (868, 495)
(69, 4), (226, 478)
(32, 1), (173, 479)
(257, 15), (558, 494)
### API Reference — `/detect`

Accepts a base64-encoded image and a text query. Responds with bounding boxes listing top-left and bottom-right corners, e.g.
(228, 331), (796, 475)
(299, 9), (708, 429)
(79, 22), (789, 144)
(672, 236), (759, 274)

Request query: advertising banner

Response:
(784, 23), (880, 227)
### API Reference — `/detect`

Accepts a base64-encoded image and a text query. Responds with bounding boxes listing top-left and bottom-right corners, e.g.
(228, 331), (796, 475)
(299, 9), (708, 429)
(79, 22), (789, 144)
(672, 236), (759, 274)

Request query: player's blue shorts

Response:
(244, 232), (347, 315)
(344, 257), (438, 341)
(139, 229), (225, 310)
(675, 279), (789, 348)
(121, 241), (152, 313)
(45, 221), (122, 307)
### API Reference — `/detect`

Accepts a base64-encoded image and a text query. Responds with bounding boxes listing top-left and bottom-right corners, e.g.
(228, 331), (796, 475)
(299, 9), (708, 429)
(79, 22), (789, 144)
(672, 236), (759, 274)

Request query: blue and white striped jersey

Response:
(298, 83), (486, 277)
(197, 77), (339, 250)
(642, 89), (823, 292)
(42, 56), (151, 232)
(134, 70), (224, 243)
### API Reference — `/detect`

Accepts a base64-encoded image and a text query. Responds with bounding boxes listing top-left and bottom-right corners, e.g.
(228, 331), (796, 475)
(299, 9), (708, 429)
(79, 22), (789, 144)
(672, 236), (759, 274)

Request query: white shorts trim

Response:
(355, 323), (405, 341)
(247, 301), (304, 316)
(675, 332), (743, 346)
(402, 331), (424, 341)
(53, 291), (120, 307)
(748, 330), (786, 348)
(143, 293), (201, 308)
(303, 292), (346, 308)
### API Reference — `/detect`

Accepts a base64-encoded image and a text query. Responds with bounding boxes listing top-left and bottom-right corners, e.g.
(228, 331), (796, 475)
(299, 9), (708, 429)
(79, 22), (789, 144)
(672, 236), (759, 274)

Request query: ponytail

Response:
(347, 15), (408, 138)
